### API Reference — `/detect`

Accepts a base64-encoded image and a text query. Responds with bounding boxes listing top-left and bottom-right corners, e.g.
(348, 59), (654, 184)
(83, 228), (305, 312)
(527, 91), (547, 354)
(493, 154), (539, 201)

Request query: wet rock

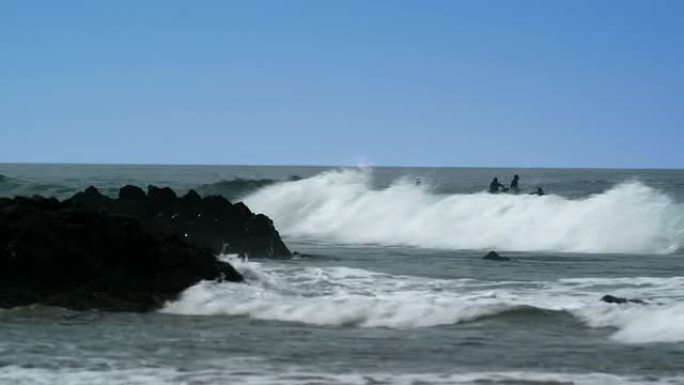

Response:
(119, 185), (146, 201)
(242, 214), (290, 258)
(182, 189), (202, 203)
(0, 197), (242, 312)
(482, 251), (511, 261)
(67, 185), (291, 258)
(147, 185), (177, 207)
(68, 186), (112, 211)
(601, 295), (645, 305)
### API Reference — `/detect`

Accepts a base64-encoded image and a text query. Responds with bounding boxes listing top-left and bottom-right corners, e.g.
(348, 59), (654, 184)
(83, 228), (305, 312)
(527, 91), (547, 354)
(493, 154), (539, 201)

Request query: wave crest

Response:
(244, 169), (684, 254)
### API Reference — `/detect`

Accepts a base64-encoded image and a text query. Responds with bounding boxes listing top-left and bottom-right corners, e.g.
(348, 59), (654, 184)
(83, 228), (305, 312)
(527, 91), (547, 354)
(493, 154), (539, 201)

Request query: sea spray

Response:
(610, 303), (684, 343)
(244, 168), (684, 254)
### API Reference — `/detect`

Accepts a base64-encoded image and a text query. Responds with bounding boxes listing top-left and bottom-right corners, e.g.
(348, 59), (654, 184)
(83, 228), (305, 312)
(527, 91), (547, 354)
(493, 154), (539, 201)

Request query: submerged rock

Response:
(601, 295), (645, 305)
(0, 196), (242, 312)
(66, 185), (291, 259)
(482, 251), (511, 261)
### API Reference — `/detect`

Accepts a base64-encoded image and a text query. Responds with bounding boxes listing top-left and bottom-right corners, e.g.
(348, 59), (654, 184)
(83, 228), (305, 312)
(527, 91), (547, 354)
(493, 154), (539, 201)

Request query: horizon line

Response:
(1, 161), (682, 172)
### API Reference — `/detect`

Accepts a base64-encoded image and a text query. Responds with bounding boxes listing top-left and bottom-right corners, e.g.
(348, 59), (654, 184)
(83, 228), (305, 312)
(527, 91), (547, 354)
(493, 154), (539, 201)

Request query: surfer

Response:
(510, 174), (520, 193)
(531, 187), (544, 196)
(489, 178), (505, 193)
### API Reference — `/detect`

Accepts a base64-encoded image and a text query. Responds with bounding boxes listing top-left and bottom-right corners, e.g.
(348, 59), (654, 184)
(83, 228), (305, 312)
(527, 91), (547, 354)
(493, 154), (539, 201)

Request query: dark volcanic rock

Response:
(119, 184), (146, 201)
(601, 295), (645, 305)
(0, 196), (242, 311)
(482, 251), (511, 261)
(66, 185), (291, 258)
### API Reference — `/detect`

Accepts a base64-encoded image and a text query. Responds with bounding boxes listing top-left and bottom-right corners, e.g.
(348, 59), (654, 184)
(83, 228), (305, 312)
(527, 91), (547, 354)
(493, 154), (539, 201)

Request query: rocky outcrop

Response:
(482, 251), (511, 261)
(0, 195), (243, 312)
(67, 185), (291, 258)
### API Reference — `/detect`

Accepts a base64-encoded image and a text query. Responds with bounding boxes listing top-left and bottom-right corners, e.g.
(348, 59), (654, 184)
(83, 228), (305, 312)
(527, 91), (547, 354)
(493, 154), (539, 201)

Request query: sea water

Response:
(1, 164), (684, 384)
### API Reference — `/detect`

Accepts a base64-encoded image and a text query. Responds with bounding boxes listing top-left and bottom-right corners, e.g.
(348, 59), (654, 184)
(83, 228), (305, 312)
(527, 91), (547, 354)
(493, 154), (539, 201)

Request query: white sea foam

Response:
(4, 365), (681, 385)
(2, 359), (681, 385)
(164, 258), (684, 344)
(244, 168), (684, 254)
(165, 258), (508, 328)
(610, 303), (684, 343)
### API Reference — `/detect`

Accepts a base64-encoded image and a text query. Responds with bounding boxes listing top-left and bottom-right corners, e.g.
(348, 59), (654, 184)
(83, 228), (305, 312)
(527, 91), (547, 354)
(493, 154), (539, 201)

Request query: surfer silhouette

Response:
(531, 187), (544, 196)
(510, 175), (519, 192)
(489, 178), (505, 193)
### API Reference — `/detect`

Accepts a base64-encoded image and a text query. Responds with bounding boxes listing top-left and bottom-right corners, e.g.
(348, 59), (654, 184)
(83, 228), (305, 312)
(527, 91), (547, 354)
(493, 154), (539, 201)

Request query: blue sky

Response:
(1, 0), (682, 168)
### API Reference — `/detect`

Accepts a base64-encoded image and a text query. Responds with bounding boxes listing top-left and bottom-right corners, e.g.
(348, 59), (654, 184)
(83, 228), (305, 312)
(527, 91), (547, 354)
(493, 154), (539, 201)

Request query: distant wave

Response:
(195, 177), (300, 201)
(0, 174), (18, 186)
(163, 258), (684, 344)
(244, 168), (684, 254)
(0, 174), (75, 199)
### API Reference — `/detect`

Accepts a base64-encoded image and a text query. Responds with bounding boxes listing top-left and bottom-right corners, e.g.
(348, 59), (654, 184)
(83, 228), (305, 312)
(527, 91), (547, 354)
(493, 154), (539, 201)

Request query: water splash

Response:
(244, 168), (684, 254)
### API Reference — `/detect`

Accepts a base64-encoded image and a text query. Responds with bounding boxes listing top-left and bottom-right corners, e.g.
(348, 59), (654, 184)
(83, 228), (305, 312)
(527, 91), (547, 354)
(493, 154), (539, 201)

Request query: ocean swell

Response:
(195, 178), (278, 201)
(244, 168), (684, 254)
(0, 174), (75, 199)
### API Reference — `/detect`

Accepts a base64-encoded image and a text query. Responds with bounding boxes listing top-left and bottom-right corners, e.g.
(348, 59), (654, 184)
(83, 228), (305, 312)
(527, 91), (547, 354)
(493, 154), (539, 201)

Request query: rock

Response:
(601, 295), (645, 305)
(482, 251), (511, 261)
(147, 185), (177, 207)
(119, 185), (146, 201)
(182, 189), (202, 203)
(66, 184), (291, 258)
(68, 185), (112, 211)
(0, 196), (242, 312)
(242, 214), (291, 258)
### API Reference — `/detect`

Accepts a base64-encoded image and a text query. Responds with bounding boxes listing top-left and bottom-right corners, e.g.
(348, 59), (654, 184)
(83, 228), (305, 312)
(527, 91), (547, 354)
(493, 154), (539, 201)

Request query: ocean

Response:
(1, 163), (684, 385)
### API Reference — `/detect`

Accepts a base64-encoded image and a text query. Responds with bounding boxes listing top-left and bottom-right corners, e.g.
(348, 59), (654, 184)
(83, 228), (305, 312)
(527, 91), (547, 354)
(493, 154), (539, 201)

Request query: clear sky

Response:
(1, 0), (682, 168)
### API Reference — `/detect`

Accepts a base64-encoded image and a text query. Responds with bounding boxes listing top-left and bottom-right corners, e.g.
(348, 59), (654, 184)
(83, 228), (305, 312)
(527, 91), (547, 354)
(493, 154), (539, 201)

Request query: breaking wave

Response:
(163, 257), (684, 344)
(244, 168), (684, 254)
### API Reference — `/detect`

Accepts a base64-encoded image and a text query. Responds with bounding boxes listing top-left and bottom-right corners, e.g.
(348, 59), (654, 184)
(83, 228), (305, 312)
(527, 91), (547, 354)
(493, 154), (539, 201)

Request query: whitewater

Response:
(162, 255), (684, 344)
(2, 164), (684, 385)
(245, 168), (684, 254)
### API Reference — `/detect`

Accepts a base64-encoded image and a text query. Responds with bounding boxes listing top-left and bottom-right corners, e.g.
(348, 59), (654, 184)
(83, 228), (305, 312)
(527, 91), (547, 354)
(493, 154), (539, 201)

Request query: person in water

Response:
(510, 174), (520, 192)
(531, 187), (544, 196)
(489, 177), (505, 193)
